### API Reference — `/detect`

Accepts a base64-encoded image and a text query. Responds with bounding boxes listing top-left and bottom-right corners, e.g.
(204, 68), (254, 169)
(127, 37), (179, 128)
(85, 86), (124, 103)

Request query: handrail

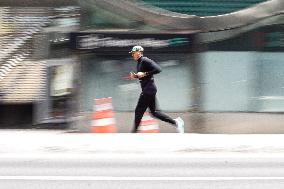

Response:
(83, 0), (283, 32)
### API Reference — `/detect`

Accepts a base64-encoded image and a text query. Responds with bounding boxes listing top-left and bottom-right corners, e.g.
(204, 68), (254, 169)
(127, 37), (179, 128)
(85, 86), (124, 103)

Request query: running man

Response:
(129, 45), (184, 133)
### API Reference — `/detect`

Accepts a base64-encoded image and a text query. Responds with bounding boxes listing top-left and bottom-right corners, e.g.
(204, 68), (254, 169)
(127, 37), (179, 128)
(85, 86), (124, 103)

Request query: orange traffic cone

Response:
(91, 97), (117, 133)
(138, 112), (159, 133)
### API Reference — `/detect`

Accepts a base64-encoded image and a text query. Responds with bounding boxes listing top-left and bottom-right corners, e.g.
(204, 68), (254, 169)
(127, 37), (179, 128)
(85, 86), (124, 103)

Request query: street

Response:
(1, 154), (284, 188)
(0, 0), (283, 188)
(0, 130), (284, 188)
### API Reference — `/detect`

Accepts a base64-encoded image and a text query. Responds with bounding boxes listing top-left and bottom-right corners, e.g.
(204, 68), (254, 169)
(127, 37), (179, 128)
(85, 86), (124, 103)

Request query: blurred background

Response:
(0, 0), (283, 133)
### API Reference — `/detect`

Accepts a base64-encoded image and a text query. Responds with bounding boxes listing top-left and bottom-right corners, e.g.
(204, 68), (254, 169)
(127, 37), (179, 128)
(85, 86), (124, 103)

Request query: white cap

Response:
(129, 45), (144, 53)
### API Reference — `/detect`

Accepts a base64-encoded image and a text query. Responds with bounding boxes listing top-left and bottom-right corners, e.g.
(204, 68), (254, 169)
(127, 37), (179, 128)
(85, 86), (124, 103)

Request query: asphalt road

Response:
(1, 154), (284, 189)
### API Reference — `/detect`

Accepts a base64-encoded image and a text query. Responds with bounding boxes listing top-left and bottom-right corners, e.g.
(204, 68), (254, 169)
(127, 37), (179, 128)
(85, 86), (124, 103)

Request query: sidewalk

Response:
(0, 130), (284, 156)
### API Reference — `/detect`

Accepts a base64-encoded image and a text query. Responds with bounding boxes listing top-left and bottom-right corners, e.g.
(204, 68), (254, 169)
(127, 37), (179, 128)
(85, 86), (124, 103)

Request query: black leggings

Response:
(133, 93), (176, 132)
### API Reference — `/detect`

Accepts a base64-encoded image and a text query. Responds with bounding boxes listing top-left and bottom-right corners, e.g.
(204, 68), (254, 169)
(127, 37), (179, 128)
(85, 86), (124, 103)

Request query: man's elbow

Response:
(157, 68), (162, 74)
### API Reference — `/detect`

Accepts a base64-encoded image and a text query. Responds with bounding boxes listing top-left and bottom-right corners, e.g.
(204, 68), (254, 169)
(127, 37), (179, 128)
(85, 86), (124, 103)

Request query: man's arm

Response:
(144, 58), (162, 76)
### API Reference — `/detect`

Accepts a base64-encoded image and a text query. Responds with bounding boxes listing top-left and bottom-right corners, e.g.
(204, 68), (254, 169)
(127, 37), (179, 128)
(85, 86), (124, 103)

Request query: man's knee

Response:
(150, 110), (160, 118)
(135, 107), (145, 115)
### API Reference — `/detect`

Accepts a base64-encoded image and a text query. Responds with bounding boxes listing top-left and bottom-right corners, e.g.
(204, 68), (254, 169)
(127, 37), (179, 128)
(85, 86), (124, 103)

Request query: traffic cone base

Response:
(91, 124), (116, 133)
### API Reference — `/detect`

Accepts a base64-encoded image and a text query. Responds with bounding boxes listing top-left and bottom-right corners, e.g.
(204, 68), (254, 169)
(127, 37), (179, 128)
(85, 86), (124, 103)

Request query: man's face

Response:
(131, 51), (142, 61)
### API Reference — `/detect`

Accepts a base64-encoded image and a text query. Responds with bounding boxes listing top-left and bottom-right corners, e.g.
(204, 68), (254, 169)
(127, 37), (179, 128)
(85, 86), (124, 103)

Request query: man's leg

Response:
(148, 94), (176, 125)
(132, 93), (149, 133)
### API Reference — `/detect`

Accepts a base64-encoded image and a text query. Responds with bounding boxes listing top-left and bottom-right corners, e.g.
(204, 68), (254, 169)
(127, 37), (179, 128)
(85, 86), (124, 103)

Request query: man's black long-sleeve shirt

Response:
(137, 56), (162, 95)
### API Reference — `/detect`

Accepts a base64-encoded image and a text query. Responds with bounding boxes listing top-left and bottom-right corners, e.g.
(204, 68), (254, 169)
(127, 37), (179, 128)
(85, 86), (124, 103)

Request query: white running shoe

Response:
(174, 117), (184, 133)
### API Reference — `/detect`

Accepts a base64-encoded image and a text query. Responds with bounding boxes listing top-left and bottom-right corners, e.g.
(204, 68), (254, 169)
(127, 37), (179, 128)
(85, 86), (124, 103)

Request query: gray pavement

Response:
(108, 112), (284, 133)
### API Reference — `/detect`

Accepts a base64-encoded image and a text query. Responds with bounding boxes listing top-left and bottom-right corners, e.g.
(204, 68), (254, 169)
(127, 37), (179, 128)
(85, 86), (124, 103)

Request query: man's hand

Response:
(136, 72), (146, 78)
(130, 72), (138, 79)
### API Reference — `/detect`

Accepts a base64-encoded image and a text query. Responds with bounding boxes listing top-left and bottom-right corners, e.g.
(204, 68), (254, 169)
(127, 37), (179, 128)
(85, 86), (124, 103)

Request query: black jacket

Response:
(137, 56), (162, 95)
